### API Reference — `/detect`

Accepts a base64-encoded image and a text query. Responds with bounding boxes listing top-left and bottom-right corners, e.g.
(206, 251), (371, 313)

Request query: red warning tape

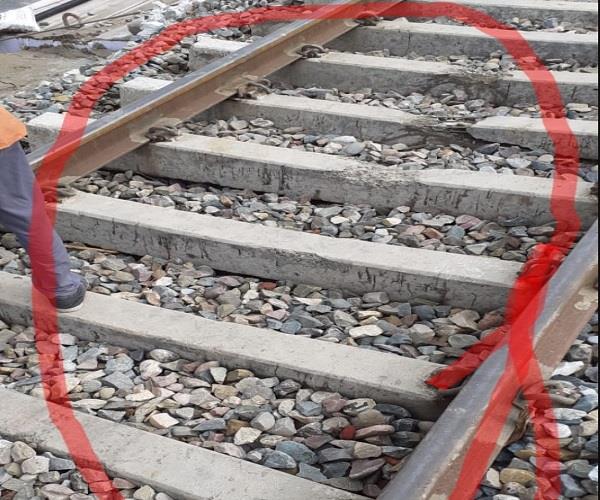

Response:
(30, 3), (580, 499)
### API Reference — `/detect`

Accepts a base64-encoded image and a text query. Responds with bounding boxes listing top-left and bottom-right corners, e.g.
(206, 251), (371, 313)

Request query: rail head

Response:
(27, 0), (399, 183)
(379, 221), (599, 500)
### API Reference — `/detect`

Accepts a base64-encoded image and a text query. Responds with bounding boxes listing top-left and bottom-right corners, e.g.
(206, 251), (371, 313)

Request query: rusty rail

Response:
(379, 220), (598, 500)
(32, 0), (91, 21)
(27, 0), (394, 182)
(21, 2), (599, 497)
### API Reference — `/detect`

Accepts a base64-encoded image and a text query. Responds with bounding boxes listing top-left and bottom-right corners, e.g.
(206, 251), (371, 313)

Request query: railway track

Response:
(0, 1), (598, 499)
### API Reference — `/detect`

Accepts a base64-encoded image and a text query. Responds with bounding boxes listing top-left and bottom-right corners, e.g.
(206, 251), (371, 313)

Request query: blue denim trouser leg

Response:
(0, 142), (80, 297)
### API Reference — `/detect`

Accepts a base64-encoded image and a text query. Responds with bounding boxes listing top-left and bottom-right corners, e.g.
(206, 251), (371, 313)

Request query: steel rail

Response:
(379, 220), (599, 500)
(27, 0), (397, 183)
(32, 0), (91, 20)
(21, 2), (598, 497)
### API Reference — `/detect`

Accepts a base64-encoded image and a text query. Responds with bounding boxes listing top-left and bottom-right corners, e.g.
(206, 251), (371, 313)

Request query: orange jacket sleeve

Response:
(0, 107), (27, 150)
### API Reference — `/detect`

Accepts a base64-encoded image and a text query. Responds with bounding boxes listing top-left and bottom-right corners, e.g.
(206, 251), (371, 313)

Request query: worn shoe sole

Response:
(57, 301), (85, 314)
(54, 279), (87, 314)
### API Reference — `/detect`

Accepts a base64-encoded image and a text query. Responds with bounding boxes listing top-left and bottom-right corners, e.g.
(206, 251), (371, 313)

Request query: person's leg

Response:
(0, 142), (81, 297)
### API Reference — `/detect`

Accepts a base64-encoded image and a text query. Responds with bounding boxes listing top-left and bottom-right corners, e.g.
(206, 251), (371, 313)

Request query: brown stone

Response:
(499, 468), (536, 486)
(400, 314), (418, 327)
(322, 417), (350, 434)
(384, 315), (403, 326)
(478, 310), (504, 330)
(422, 228), (444, 240)
(226, 419), (249, 436)
(354, 425), (395, 440)
(304, 435), (334, 449)
(225, 369), (255, 383)
(449, 310), (480, 331)
(352, 410), (387, 429)
(349, 458), (386, 479)
(353, 442), (383, 459)
(212, 384), (239, 400)
(322, 397), (348, 414)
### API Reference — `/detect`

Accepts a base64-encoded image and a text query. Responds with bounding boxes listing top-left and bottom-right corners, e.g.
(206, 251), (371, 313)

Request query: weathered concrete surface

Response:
(189, 39), (598, 106)
(0, 389), (366, 500)
(209, 94), (600, 158)
(116, 76), (453, 147)
(51, 192), (520, 310)
(188, 35), (247, 66)
(117, 75), (171, 105)
(116, 76), (595, 153)
(0, 272), (445, 417)
(415, 0), (598, 26)
(273, 53), (599, 107)
(26, 110), (97, 148)
(506, 70), (597, 107)
(250, 0), (598, 31)
(330, 20), (599, 65)
(26, 113), (598, 228)
(119, 75), (175, 107)
(471, 116), (599, 159)
(205, 94), (449, 147)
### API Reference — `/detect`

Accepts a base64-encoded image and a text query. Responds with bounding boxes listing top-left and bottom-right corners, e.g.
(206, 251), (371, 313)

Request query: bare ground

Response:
(0, 46), (99, 98)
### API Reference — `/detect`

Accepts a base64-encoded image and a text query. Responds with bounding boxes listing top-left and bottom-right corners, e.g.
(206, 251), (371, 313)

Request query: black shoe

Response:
(55, 279), (87, 313)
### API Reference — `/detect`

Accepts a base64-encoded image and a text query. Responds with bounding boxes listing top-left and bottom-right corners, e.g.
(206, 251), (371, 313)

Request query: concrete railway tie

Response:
(0, 1), (598, 498)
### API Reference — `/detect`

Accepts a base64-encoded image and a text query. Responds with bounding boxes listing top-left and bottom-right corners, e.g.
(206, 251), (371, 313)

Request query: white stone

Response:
(210, 367), (227, 384)
(552, 361), (585, 377)
(133, 485), (156, 500)
(21, 456), (50, 475)
(330, 215), (349, 225)
(149, 349), (177, 363)
(589, 465), (598, 482)
(278, 400), (295, 417)
(126, 390), (156, 402)
(383, 217), (403, 227)
(172, 393), (191, 406)
(270, 417), (297, 437)
(155, 494), (175, 500)
(546, 408), (587, 422)
(148, 413), (179, 429)
(234, 427), (262, 446)
(140, 359), (162, 379)
(41, 484), (75, 497)
(349, 325), (383, 339)
(214, 442), (246, 459)
(71, 399), (108, 410)
(0, 440), (12, 464)
(251, 412), (276, 431)
(542, 422), (572, 439)
(482, 468), (501, 489)
(58, 333), (77, 345)
(11, 441), (36, 462)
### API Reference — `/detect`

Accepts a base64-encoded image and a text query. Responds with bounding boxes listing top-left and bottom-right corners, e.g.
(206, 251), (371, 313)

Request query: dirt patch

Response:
(0, 46), (99, 98)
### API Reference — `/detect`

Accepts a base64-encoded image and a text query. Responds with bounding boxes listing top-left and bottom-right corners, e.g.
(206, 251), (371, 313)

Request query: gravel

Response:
(0, 321), (432, 497)
(0, 0), (286, 124)
(68, 169), (568, 260)
(409, 16), (598, 35)
(270, 80), (599, 122)
(0, 238), (504, 365)
(181, 115), (598, 182)
(0, 303), (595, 500)
(357, 48), (598, 75)
(478, 311), (598, 500)
(3, 9), (595, 145)
(0, 434), (172, 499)
(0, 1), (596, 498)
